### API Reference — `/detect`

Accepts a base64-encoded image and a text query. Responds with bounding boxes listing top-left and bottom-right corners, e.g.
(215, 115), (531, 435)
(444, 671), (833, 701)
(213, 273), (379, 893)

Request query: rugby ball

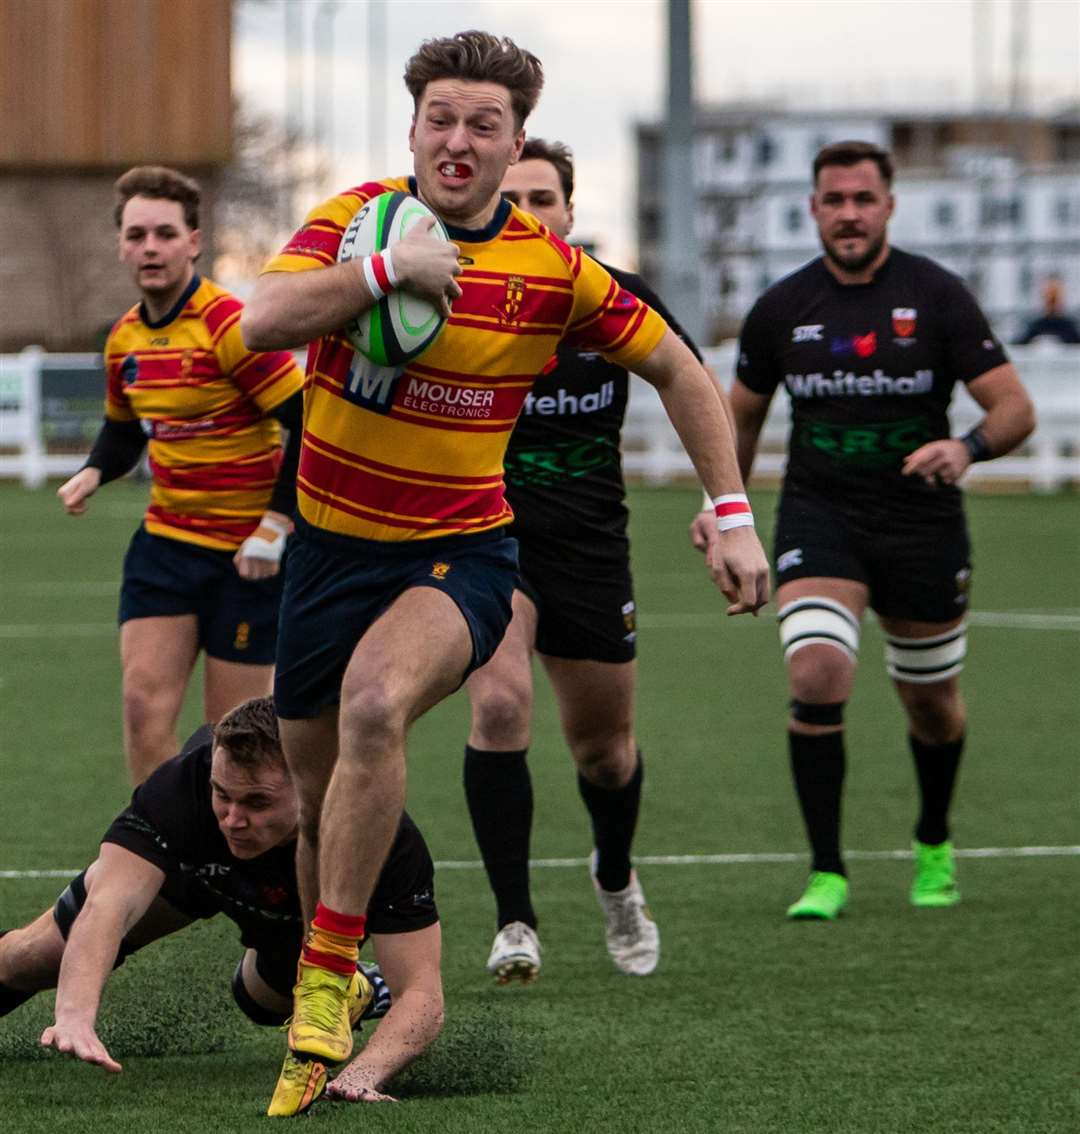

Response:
(337, 191), (450, 367)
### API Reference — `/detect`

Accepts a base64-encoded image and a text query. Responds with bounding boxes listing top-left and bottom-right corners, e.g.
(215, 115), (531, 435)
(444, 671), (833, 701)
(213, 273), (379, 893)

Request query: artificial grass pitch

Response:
(1, 482), (1077, 1132)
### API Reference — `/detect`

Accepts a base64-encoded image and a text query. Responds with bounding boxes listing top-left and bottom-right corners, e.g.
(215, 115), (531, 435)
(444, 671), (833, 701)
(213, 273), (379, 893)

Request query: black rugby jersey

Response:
(102, 727), (437, 938)
(737, 248), (1008, 525)
(504, 263), (701, 557)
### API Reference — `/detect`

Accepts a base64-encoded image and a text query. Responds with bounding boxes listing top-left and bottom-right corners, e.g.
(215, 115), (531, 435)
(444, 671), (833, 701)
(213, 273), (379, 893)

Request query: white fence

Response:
(1, 343), (1078, 490)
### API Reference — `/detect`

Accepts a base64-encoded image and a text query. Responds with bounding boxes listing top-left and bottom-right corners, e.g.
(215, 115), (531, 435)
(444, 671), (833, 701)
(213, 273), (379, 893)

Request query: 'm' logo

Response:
(792, 324), (824, 343)
(430, 561), (451, 580)
(892, 308), (917, 337)
(344, 356), (401, 415)
(233, 621), (250, 650)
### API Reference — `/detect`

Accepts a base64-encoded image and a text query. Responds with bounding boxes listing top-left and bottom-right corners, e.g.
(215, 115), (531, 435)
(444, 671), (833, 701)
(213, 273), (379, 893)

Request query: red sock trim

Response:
(301, 945), (357, 976)
(313, 903), (366, 939)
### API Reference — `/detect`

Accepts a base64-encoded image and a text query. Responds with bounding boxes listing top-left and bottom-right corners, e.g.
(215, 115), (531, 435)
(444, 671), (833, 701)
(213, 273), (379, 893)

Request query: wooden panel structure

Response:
(0, 0), (232, 168)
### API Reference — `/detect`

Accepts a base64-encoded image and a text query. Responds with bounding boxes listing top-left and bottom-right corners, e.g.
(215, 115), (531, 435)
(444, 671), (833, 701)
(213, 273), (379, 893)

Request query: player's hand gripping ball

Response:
(338, 191), (450, 366)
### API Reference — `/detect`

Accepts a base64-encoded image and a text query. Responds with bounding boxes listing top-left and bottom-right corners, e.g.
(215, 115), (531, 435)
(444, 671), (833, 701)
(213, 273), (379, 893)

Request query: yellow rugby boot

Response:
(286, 964), (354, 1064)
(267, 1051), (327, 1117)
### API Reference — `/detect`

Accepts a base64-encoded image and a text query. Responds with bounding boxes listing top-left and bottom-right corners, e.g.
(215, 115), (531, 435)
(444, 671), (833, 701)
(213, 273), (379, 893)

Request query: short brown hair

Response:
(114, 165), (201, 229)
(813, 141), (893, 188)
(212, 697), (284, 774)
(520, 138), (574, 203)
(403, 30), (544, 129)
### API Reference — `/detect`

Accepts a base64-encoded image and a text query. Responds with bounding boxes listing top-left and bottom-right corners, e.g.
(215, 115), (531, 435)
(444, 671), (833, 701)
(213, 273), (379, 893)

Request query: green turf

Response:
(1, 482), (1078, 1132)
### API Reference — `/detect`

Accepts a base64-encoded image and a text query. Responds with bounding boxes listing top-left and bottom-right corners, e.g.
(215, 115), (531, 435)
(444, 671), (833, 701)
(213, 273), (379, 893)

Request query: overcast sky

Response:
(235, 0), (1080, 265)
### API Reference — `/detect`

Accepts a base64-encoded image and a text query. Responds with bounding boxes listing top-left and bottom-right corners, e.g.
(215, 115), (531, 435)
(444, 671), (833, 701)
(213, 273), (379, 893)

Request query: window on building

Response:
(718, 199), (737, 229)
(721, 134), (736, 162)
(934, 200), (956, 229)
(1053, 197), (1075, 226)
(1019, 264), (1033, 296)
(979, 198), (1022, 226)
(755, 135), (776, 167)
(785, 205), (803, 233)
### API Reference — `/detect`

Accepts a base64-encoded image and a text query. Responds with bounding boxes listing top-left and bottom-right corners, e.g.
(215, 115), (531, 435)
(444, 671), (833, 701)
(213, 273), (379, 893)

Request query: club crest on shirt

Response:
(892, 308), (917, 337)
(496, 275), (526, 326)
(121, 354), (139, 385)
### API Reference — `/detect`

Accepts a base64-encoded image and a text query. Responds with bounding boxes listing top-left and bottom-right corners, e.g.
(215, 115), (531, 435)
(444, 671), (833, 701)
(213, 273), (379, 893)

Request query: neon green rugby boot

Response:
(786, 871), (849, 920)
(911, 840), (961, 907)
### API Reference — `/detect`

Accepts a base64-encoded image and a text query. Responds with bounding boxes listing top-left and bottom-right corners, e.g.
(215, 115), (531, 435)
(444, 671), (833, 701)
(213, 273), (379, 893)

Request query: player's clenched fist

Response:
(56, 467), (102, 516)
(707, 525), (771, 615)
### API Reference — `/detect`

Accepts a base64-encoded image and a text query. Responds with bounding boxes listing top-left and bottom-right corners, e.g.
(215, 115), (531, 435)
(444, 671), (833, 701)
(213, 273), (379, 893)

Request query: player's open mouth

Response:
(439, 161), (472, 181)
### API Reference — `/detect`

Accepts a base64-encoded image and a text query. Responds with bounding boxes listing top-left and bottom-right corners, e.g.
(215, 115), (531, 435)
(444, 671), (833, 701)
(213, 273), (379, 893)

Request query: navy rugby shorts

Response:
(274, 518), (518, 720)
(517, 536), (637, 663)
(119, 526), (282, 664)
(773, 493), (972, 623)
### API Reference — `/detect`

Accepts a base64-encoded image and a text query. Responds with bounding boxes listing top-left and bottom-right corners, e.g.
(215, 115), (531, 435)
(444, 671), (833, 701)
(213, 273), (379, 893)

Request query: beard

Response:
(822, 229), (887, 275)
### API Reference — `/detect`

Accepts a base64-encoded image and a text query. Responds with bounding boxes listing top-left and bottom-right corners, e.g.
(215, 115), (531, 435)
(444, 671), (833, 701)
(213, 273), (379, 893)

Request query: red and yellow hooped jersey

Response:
(105, 275), (304, 550)
(263, 177), (667, 542)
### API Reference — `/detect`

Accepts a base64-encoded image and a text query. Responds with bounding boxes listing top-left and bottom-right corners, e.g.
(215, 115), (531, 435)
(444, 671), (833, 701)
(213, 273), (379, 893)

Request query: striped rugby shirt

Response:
(104, 275), (304, 550)
(263, 177), (667, 542)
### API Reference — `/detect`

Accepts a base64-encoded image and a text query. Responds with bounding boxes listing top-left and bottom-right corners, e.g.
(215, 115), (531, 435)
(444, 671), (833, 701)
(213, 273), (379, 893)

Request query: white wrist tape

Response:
(362, 249), (398, 301)
(239, 515), (289, 563)
(712, 493), (755, 532)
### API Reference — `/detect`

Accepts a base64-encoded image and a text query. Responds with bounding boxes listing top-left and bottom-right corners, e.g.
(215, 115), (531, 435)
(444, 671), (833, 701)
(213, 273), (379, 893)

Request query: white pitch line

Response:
(636, 611), (1080, 632)
(3, 610), (1079, 639)
(3, 845), (1077, 881)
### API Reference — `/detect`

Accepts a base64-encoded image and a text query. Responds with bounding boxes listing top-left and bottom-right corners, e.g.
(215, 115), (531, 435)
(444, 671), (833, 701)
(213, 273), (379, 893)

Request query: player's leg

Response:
(201, 564), (281, 723)
(541, 653), (658, 975)
(279, 709), (340, 928)
(880, 614), (967, 907)
(464, 588), (541, 982)
(778, 576), (869, 920)
(203, 658), (274, 723)
(292, 587), (473, 1064)
(120, 616), (200, 782)
(873, 512), (970, 906)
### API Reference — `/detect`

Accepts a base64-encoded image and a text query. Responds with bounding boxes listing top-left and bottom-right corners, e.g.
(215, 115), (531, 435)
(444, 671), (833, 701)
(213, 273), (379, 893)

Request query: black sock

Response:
(463, 746), (536, 930)
(789, 730), (846, 876)
(578, 752), (643, 893)
(910, 733), (965, 845)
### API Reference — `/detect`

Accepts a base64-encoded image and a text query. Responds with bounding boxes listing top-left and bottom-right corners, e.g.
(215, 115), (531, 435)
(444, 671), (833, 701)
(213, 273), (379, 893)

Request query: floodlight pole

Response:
(661, 0), (704, 344)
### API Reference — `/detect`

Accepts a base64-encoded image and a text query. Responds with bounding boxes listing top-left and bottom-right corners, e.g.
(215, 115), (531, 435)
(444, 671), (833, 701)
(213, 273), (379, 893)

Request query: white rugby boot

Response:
(591, 854), (660, 976)
(486, 921), (541, 985)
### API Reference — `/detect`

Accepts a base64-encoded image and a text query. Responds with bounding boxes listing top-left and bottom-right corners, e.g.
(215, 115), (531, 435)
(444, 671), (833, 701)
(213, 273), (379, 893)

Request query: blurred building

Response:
(636, 108), (1080, 341)
(0, 0), (233, 352)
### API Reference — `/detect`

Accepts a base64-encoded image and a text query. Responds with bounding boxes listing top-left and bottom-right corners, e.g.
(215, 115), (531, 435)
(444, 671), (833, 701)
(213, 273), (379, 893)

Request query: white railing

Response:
(2, 343), (1078, 490)
(624, 342), (1080, 491)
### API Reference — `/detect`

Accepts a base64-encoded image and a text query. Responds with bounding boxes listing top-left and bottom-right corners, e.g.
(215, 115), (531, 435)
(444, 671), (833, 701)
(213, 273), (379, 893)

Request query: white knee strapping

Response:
(885, 623), (967, 683)
(777, 597), (861, 663)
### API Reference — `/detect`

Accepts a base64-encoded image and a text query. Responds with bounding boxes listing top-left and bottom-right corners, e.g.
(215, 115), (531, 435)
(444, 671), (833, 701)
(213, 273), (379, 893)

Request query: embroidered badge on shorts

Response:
(233, 621), (251, 650)
(430, 562), (451, 580)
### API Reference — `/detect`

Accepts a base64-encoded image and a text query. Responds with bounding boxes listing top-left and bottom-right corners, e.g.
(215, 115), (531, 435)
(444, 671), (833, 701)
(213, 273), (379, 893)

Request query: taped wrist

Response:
(960, 427), (992, 463)
(238, 515), (289, 563)
(712, 493), (755, 531)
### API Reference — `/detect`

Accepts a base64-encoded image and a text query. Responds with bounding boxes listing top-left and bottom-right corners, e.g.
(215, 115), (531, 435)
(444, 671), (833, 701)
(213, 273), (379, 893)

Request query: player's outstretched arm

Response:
(40, 845), (165, 1073)
(326, 924), (444, 1103)
(241, 220), (462, 351)
(636, 331), (770, 615)
(901, 362), (1036, 487)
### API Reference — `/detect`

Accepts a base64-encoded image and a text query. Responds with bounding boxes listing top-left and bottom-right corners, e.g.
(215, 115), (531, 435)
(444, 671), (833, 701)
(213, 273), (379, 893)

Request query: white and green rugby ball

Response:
(337, 191), (450, 367)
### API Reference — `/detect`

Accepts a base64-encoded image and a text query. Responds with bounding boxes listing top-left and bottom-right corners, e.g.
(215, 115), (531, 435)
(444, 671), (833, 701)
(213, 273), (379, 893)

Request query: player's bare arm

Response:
(690, 377), (771, 553)
(57, 466), (103, 516)
(41, 845), (165, 1073)
(242, 221), (462, 351)
(635, 330), (770, 614)
(901, 363), (1036, 487)
(326, 924), (444, 1103)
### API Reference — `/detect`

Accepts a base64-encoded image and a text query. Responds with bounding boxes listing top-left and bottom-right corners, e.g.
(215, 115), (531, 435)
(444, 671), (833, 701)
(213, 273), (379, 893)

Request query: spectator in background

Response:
(1015, 277), (1080, 345)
